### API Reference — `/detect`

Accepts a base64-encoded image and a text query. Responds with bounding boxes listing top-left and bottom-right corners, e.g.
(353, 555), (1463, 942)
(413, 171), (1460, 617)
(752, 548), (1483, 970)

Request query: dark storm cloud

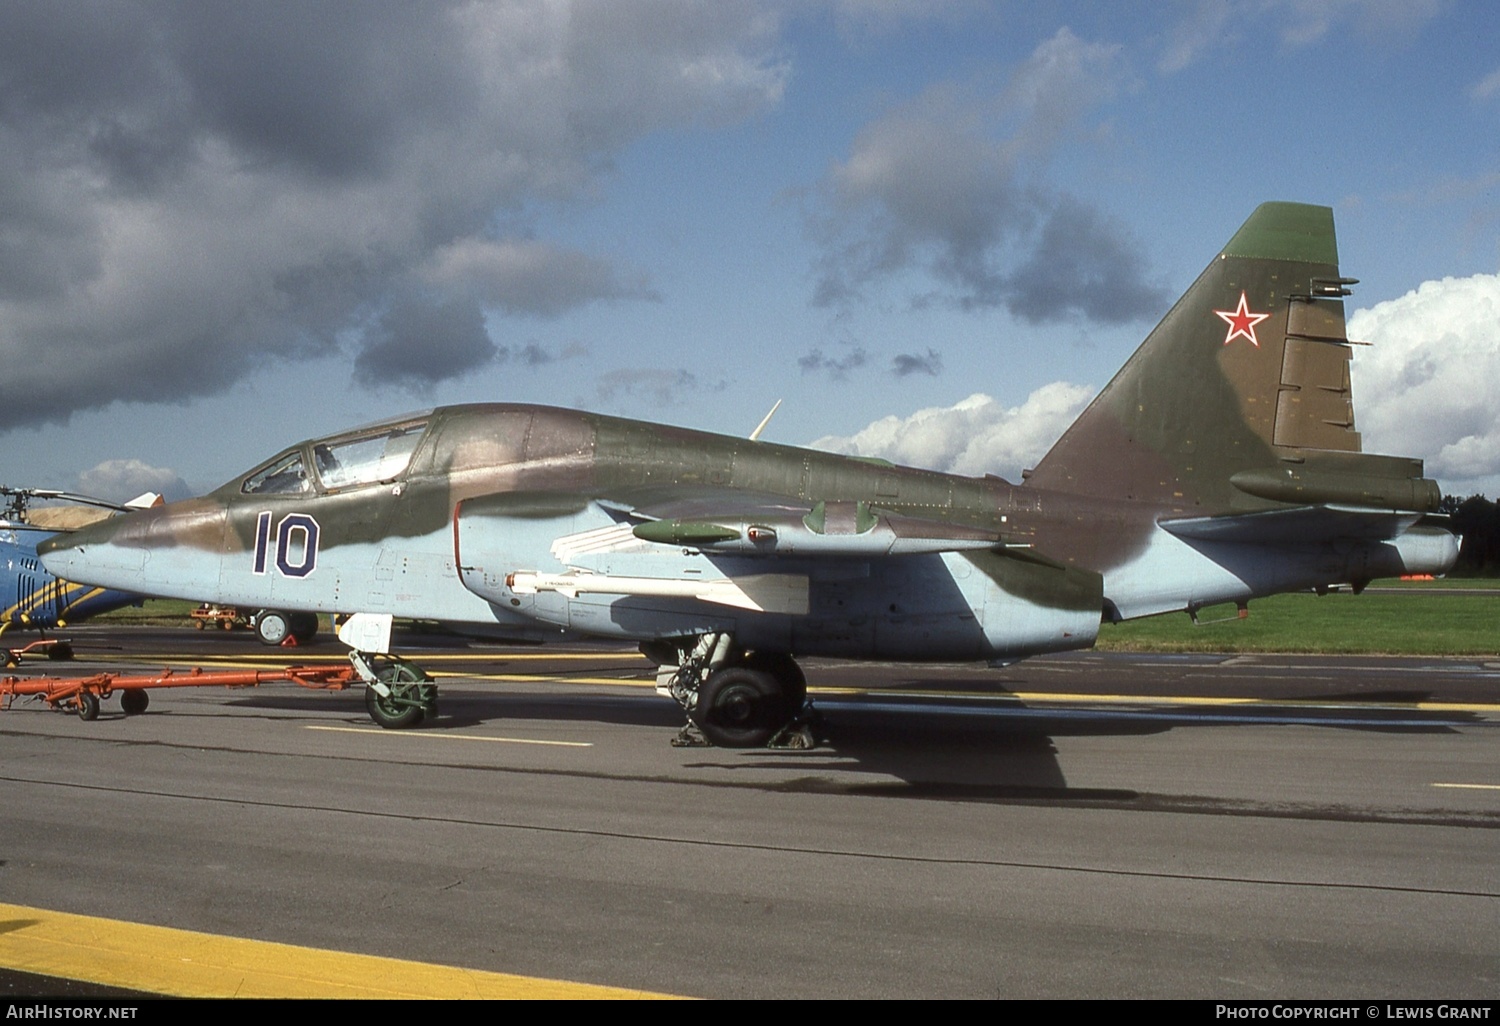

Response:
(511, 340), (588, 367)
(808, 99), (1026, 309)
(421, 238), (660, 317)
(1004, 198), (1168, 324)
(0, 1), (787, 429)
(891, 348), (943, 377)
(595, 368), (724, 409)
(354, 293), (497, 389)
(518, 342), (555, 368)
(808, 29), (1165, 325)
(167, 2), (468, 182)
(798, 347), (869, 379)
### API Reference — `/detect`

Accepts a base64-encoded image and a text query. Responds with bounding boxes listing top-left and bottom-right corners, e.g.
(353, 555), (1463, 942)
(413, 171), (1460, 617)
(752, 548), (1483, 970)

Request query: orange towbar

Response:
(0, 663), (360, 720)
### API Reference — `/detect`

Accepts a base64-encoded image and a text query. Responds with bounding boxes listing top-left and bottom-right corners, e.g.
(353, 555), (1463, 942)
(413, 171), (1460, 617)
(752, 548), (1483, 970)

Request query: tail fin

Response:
(1026, 202), (1439, 514)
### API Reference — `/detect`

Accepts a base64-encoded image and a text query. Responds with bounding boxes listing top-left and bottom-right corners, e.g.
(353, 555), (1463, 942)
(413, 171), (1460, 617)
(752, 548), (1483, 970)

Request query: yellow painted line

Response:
(54, 656), (1500, 714)
(88, 656), (347, 669)
(0, 901), (682, 999)
(393, 653), (646, 662)
(314, 670), (1500, 714)
(819, 687), (1500, 715)
(423, 675), (1500, 714)
(1432, 782), (1500, 791)
(456, 672), (655, 687)
(307, 725), (591, 747)
(1007, 692), (1500, 714)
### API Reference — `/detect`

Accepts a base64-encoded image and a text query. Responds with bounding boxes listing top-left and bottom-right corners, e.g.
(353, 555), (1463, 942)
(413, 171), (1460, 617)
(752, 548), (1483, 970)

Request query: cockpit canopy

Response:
(239, 417), (430, 496)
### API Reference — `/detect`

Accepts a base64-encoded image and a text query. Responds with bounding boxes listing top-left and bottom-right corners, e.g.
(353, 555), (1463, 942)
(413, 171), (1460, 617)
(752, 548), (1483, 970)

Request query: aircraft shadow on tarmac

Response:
(204, 668), (1480, 812)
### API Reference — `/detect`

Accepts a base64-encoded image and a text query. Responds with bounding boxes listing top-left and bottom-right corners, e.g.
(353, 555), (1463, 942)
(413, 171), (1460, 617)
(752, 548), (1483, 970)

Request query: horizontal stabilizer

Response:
(1159, 504), (1428, 544)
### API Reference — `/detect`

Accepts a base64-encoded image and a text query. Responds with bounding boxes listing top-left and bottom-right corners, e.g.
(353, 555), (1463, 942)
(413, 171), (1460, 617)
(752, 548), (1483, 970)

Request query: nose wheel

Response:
(349, 652), (436, 728)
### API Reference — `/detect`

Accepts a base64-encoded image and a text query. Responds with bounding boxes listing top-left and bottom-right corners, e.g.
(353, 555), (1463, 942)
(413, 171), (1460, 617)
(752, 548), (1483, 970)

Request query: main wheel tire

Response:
(256, 610), (290, 646)
(120, 689), (149, 716)
(47, 642), (74, 661)
(364, 663), (431, 729)
(691, 667), (789, 748)
(76, 691), (99, 721)
(288, 612), (319, 644)
(743, 651), (807, 713)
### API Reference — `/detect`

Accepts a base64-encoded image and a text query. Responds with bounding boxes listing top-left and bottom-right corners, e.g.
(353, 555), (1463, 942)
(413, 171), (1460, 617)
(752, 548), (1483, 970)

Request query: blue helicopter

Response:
(1, 486), (150, 663)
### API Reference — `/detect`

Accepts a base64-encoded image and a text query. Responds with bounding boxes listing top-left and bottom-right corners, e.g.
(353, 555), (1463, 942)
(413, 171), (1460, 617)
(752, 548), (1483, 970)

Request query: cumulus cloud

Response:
(1160, 0), (1445, 71)
(999, 26), (1130, 155)
(1471, 68), (1500, 102)
(75, 459), (192, 503)
(1275, 0), (1444, 46)
(807, 30), (1165, 323)
(0, 1), (787, 429)
(829, 0), (977, 37)
(1158, 0), (1234, 74)
(1349, 273), (1500, 488)
(808, 382), (1094, 480)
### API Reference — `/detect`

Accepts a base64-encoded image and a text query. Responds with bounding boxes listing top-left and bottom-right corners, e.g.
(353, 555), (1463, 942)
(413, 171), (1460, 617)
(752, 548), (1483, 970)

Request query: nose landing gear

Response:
(348, 651), (437, 729)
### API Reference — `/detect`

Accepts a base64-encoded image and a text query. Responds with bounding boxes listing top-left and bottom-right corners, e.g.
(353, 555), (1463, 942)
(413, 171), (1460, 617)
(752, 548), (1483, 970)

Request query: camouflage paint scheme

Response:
(40, 204), (1456, 728)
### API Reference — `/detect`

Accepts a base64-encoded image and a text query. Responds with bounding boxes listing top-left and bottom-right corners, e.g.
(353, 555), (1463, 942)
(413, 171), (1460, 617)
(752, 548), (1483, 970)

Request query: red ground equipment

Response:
(1, 663), (358, 719)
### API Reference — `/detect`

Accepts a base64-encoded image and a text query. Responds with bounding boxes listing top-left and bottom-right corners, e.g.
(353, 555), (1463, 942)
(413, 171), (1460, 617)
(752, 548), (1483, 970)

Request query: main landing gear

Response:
(254, 609), (320, 647)
(650, 633), (817, 749)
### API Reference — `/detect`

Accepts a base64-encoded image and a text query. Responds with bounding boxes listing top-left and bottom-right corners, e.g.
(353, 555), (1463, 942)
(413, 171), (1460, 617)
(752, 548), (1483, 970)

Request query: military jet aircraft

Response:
(40, 203), (1458, 744)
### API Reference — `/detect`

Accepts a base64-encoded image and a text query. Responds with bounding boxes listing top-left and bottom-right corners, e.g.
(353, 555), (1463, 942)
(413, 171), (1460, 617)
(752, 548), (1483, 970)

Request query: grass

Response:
(93, 588), (1499, 657)
(95, 599), (208, 626)
(1099, 587), (1499, 655)
(1365, 576), (1500, 589)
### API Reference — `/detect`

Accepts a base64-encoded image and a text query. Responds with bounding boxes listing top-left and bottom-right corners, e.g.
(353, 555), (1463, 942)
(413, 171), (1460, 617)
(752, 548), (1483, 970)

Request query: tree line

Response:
(1439, 495), (1500, 576)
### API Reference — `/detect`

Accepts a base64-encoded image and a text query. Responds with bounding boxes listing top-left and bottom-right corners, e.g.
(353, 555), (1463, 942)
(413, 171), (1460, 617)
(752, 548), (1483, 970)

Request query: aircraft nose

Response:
(37, 515), (135, 583)
(38, 498), (229, 593)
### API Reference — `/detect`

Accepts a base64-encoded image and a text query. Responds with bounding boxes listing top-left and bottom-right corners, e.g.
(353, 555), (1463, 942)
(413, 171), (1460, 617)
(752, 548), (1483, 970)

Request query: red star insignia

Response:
(1214, 291), (1271, 347)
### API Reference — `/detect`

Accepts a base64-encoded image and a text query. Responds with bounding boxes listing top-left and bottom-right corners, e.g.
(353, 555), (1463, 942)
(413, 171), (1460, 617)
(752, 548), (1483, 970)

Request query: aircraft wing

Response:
(621, 496), (1005, 557)
(1158, 504), (1431, 544)
(456, 488), (1009, 558)
(455, 489), (1013, 618)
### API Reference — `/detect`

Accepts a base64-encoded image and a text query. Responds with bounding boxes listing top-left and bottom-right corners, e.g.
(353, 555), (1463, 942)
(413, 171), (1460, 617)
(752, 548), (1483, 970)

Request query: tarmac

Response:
(2, 625), (1497, 999)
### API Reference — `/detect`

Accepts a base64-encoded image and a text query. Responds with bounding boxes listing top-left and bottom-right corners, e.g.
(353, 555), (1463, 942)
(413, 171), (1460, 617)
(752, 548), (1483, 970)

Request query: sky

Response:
(1, 0), (1498, 503)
